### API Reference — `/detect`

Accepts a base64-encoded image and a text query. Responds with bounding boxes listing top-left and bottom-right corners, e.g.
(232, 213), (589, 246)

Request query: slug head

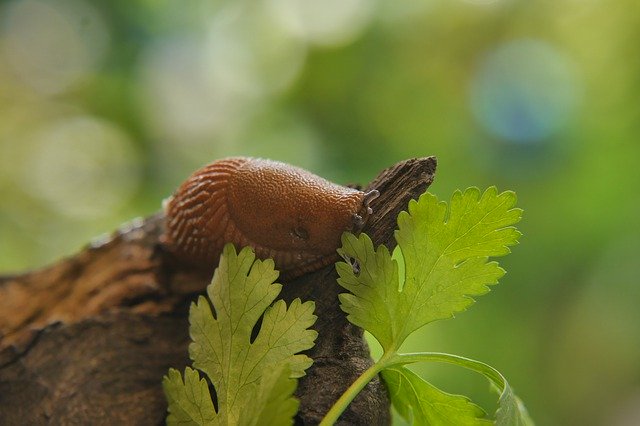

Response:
(227, 159), (369, 257)
(351, 189), (379, 232)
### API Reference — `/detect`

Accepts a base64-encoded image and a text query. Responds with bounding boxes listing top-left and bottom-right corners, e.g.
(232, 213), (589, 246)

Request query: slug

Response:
(163, 157), (379, 278)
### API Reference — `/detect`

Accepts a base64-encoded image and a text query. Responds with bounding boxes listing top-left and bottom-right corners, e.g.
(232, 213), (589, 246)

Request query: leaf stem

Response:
(320, 351), (523, 425)
(319, 356), (391, 426)
(387, 352), (505, 388)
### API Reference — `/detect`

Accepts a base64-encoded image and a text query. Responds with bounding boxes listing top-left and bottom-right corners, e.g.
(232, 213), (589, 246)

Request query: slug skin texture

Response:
(165, 157), (372, 279)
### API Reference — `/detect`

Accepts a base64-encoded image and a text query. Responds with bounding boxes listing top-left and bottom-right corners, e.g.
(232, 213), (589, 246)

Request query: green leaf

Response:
(389, 352), (534, 426)
(337, 235), (400, 353)
(250, 365), (300, 426)
(324, 188), (532, 425)
(382, 366), (490, 425)
(337, 187), (522, 352)
(163, 367), (217, 426)
(164, 244), (318, 426)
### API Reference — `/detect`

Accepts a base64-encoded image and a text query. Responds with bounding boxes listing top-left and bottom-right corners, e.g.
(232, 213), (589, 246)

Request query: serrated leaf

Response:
(250, 365), (300, 426)
(166, 244), (318, 426)
(337, 187), (522, 352)
(388, 352), (534, 426)
(382, 366), (490, 425)
(163, 367), (217, 426)
(336, 235), (400, 352)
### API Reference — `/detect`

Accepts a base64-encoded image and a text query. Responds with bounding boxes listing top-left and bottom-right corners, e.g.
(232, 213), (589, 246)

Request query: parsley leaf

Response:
(381, 366), (491, 425)
(337, 187), (522, 353)
(251, 365), (300, 425)
(163, 367), (217, 425)
(320, 187), (531, 425)
(163, 244), (318, 426)
(387, 352), (534, 426)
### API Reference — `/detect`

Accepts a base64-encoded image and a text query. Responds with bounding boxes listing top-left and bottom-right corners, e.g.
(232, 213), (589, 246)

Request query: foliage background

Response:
(1, 0), (638, 424)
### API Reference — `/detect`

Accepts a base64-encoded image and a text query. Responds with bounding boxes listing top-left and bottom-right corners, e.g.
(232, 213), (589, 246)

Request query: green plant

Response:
(163, 187), (533, 425)
(321, 187), (532, 425)
(163, 244), (317, 425)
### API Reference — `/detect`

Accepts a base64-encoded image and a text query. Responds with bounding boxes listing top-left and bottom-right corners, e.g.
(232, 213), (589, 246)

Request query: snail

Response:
(163, 157), (379, 278)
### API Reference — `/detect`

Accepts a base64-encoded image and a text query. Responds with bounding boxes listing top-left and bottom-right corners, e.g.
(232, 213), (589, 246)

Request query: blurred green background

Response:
(1, 0), (638, 424)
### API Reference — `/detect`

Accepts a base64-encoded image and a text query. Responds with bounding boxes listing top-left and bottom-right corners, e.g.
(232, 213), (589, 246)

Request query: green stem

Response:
(387, 352), (505, 388)
(319, 356), (391, 426)
(320, 351), (512, 425)
(387, 352), (533, 425)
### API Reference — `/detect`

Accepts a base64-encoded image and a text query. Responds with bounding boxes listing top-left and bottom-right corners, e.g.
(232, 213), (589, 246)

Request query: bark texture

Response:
(0, 156), (436, 425)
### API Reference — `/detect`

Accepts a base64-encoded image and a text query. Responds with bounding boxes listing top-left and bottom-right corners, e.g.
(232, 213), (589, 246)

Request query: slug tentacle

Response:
(164, 157), (378, 279)
(362, 190), (380, 215)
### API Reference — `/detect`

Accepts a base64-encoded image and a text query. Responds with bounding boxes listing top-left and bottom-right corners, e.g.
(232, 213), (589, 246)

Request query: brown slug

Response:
(163, 157), (379, 278)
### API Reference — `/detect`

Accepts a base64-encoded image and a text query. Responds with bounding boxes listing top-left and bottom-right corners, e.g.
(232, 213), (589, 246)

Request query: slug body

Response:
(164, 157), (378, 278)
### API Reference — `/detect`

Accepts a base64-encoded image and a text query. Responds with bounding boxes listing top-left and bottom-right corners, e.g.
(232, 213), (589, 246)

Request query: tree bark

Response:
(0, 157), (436, 425)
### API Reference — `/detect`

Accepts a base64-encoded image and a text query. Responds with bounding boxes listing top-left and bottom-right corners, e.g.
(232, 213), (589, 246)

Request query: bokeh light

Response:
(138, 3), (306, 146)
(470, 39), (581, 144)
(1, 0), (109, 95)
(267, 0), (374, 47)
(21, 115), (140, 219)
